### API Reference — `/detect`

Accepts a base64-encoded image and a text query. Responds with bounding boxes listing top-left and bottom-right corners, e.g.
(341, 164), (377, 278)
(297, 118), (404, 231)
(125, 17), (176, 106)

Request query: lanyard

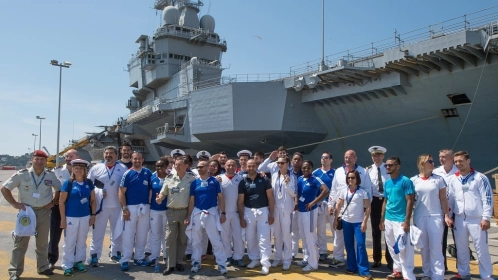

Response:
(277, 170), (289, 193)
(459, 171), (474, 184)
(106, 164), (116, 180)
(31, 171), (46, 191)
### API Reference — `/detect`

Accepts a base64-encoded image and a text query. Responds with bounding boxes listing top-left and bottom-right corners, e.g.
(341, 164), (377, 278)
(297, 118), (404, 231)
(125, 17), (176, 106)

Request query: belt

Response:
(168, 207), (187, 210)
(31, 206), (47, 210)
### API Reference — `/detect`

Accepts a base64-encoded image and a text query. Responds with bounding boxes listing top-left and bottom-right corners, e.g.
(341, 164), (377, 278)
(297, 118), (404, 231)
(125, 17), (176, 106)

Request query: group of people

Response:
(1, 143), (495, 280)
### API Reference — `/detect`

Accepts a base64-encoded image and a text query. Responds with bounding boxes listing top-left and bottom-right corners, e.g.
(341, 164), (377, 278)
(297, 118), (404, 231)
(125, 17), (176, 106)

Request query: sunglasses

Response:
(277, 162), (287, 165)
(321, 156), (330, 159)
(347, 177), (356, 180)
(384, 163), (397, 168)
(426, 159), (434, 164)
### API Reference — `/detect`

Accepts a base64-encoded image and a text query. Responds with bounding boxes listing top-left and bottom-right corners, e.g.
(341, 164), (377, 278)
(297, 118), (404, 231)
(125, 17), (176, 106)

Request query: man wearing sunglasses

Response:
(328, 150), (373, 268)
(380, 156), (415, 280)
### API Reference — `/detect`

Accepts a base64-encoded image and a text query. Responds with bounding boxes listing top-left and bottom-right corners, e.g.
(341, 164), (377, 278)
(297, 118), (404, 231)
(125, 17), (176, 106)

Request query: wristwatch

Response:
(122, 206), (128, 211)
(220, 212), (226, 215)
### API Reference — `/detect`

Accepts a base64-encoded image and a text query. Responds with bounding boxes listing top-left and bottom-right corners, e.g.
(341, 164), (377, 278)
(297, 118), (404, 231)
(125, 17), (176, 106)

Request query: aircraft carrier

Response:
(73, 0), (497, 178)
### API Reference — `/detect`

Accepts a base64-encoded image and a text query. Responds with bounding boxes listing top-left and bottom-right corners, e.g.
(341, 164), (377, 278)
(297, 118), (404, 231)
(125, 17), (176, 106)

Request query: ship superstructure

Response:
(79, 1), (497, 178)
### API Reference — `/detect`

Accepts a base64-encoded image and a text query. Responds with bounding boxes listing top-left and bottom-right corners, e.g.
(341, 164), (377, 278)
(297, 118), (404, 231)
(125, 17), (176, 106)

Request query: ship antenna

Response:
(319, 0), (327, 71)
(207, 0), (211, 15)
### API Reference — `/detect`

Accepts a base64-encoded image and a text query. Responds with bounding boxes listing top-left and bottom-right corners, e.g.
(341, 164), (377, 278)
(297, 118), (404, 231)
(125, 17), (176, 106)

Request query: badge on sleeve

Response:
(44, 180), (53, 186)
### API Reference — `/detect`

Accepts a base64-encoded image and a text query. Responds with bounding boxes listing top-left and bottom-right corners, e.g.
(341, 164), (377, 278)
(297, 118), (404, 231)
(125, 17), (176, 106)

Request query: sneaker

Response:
(134, 259), (152, 266)
(261, 266), (270, 275)
(346, 269), (355, 274)
(329, 258), (345, 268)
(302, 264), (317, 272)
(449, 274), (471, 280)
(191, 262), (201, 273)
(73, 262), (86, 272)
(362, 274), (374, 280)
(120, 262), (129, 271)
(110, 251), (122, 263)
(186, 254), (192, 261)
(218, 264), (227, 274)
(296, 260), (308, 266)
(282, 263), (291, 270)
(145, 252), (151, 258)
(230, 258), (246, 267)
(247, 260), (261, 269)
(90, 254), (99, 267)
(63, 268), (73, 276)
(271, 260), (282, 267)
(319, 253), (328, 261)
(226, 257), (233, 266)
(387, 271), (403, 279)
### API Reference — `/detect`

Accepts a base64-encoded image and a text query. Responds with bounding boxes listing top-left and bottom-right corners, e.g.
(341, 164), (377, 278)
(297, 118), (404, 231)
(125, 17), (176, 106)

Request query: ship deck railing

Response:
(289, 5), (498, 77)
(190, 73), (288, 90)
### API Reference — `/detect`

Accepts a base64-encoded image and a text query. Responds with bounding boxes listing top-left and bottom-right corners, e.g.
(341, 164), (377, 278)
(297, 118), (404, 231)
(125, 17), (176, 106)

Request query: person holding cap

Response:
(59, 159), (96, 276)
(2, 150), (62, 279)
(236, 150), (252, 175)
(365, 146), (393, 269)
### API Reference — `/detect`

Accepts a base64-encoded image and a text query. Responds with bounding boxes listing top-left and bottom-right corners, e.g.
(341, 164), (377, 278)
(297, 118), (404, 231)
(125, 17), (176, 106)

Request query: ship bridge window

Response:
(447, 93), (471, 105)
(169, 53), (174, 58)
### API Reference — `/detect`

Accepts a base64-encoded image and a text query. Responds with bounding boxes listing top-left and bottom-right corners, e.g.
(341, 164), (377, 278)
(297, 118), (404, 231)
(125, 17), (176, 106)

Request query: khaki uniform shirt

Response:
(160, 172), (195, 209)
(3, 167), (62, 207)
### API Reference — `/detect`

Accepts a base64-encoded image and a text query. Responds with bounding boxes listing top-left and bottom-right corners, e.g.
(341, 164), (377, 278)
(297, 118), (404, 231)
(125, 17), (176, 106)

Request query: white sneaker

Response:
(282, 263), (291, 270)
(247, 260), (260, 269)
(261, 266), (270, 275)
(296, 260), (308, 266)
(271, 260), (281, 267)
(302, 264), (317, 272)
(191, 262), (201, 273)
(218, 265), (227, 274)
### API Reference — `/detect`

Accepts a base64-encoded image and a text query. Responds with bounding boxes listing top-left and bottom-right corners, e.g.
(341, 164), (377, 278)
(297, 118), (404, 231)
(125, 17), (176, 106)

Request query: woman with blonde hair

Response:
(59, 159), (96, 276)
(411, 154), (452, 280)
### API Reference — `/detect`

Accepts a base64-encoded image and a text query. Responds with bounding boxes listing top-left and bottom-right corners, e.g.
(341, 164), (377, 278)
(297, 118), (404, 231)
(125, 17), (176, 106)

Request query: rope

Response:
(452, 48), (490, 149)
(286, 115), (441, 151)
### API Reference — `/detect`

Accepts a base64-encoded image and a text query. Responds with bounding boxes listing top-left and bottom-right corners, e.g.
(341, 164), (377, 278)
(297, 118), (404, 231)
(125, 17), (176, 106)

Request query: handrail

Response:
(289, 6), (498, 77)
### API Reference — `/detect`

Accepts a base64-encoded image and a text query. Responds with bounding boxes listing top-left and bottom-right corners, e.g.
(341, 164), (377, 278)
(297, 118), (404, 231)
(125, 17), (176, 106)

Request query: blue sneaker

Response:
(90, 254), (99, 267)
(110, 251), (122, 263)
(120, 262), (129, 271)
(134, 259), (152, 266)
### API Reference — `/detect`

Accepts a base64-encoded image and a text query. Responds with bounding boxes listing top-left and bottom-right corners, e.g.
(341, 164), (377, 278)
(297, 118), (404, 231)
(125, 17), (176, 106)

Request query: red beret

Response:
(33, 150), (48, 158)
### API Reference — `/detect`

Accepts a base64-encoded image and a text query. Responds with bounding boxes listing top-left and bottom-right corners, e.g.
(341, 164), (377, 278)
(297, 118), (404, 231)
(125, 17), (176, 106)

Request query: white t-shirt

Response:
(433, 165), (458, 184)
(339, 188), (369, 223)
(271, 172), (297, 210)
(220, 173), (243, 212)
(411, 174), (446, 218)
(88, 162), (127, 208)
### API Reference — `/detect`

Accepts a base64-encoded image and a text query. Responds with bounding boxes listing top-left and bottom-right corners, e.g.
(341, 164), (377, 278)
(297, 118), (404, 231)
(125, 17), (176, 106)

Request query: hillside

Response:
(0, 154), (31, 169)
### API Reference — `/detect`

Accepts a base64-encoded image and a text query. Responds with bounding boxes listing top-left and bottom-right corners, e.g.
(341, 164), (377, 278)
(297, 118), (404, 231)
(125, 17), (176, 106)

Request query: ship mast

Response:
(319, 0), (328, 71)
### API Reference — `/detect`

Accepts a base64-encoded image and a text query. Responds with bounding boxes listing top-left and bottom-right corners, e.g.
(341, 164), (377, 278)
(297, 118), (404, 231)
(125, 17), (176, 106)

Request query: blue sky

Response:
(0, 0), (495, 156)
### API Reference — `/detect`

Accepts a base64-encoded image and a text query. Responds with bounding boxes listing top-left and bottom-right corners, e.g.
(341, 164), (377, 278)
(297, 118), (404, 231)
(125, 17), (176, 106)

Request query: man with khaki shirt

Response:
(1, 150), (62, 280)
(156, 156), (196, 275)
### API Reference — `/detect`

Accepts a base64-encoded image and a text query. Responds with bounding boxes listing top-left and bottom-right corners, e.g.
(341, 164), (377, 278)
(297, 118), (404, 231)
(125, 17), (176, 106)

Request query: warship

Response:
(70, 0), (497, 179)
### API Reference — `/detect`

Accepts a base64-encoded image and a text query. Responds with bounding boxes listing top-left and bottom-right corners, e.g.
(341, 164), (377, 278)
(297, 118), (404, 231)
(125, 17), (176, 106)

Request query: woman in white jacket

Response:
(411, 154), (452, 280)
(270, 156), (297, 270)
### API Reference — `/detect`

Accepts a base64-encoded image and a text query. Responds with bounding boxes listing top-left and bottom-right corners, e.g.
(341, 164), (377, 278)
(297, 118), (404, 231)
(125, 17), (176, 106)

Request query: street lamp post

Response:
(50, 60), (71, 167)
(32, 133), (38, 153)
(36, 116), (45, 150)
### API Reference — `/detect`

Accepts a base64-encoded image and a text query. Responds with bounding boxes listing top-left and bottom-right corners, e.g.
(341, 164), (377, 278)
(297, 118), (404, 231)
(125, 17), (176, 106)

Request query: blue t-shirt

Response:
(292, 169), (303, 178)
(120, 168), (152, 205)
(61, 179), (94, 217)
(190, 176), (221, 210)
(312, 168), (335, 201)
(297, 176), (324, 212)
(150, 174), (168, 211)
(385, 175), (415, 222)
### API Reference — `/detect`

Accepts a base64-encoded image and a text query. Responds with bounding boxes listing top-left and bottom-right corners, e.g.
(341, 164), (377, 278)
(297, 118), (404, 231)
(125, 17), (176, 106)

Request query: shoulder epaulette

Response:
(46, 169), (54, 173)
(365, 165), (372, 170)
(18, 168), (27, 172)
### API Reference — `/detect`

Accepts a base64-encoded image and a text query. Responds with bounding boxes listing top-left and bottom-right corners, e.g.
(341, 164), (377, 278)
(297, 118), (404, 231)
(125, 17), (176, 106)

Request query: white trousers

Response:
(272, 207), (293, 265)
(291, 210), (302, 257)
(189, 207), (226, 266)
(148, 210), (167, 262)
(62, 216), (90, 270)
(120, 204), (150, 263)
(90, 206), (122, 257)
(332, 223), (345, 261)
(220, 211), (244, 260)
(186, 229), (208, 255)
(317, 201), (335, 255)
(454, 215), (493, 279)
(244, 207), (271, 267)
(414, 215), (444, 280)
(298, 209), (319, 269)
(385, 220), (415, 280)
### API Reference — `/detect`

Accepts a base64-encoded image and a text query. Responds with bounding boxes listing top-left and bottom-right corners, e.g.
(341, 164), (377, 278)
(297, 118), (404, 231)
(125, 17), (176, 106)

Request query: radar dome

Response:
(162, 6), (180, 25)
(200, 15), (215, 32)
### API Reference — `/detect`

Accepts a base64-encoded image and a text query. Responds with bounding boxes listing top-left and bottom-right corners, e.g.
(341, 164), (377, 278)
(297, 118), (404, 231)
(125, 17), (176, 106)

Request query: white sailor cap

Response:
(368, 146), (387, 154)
(70, 158), (90, 168)
(196, 150), (211, 160)
(237, 150), (252, 158)
(170, 149), (185, 157)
